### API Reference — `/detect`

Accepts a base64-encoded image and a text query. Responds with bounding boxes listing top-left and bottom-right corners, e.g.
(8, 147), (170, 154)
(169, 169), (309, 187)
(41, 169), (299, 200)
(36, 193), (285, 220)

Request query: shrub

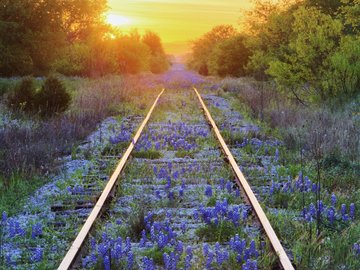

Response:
(35, 76), (71, 117)
(208, 35), (250, 77)
(51, 43), (91, 76)
(149, 54), (169, 74)
(7, 77), (36, 112)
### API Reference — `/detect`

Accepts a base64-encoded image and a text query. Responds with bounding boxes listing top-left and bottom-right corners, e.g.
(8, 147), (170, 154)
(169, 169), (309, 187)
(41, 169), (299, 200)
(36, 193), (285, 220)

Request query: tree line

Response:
(188, 0), (360, 104)
(0, 0), (169, 77)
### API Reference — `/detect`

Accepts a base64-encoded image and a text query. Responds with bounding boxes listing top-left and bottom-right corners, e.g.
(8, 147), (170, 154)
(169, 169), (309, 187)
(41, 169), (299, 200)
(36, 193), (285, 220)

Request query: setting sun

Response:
(106, 13), (131, 26)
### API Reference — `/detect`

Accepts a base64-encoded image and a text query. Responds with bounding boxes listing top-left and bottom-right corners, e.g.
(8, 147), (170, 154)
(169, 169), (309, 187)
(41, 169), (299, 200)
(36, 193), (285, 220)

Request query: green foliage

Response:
(35, 76), (71, 117)
(207, 35), (250, 77)
(195, 221), (244, 242)
(267, 6), (343, 102)
(188, 25), (237, 75)
(341, 0), (360, 34)
(7, 77), (36, 112)
(51, 43), (91, 76)
(116, 32), (151, 74)
(132, 150), (163, 159)
(0, 174), (45, 216)
(0, 0), (107, 76)
(326, 35), (360, 100)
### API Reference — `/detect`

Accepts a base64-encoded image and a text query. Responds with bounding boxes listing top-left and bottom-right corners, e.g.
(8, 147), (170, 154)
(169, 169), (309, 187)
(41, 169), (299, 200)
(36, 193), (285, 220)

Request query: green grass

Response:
(141, 246), (172, 265)
(175, 150), (197, 158)
(0, 174), (47, 215)
(132, 150), (163, 159)
(195, 221), (246, 243)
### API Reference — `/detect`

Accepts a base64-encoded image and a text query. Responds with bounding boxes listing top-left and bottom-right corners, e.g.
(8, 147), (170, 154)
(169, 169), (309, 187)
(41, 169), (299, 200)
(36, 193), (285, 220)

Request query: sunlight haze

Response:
(108, 0), (253, 54)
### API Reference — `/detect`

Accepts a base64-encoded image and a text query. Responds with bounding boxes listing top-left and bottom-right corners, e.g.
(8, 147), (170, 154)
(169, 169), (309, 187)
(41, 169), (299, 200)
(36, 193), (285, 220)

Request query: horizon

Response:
(108, 0), (253, 54)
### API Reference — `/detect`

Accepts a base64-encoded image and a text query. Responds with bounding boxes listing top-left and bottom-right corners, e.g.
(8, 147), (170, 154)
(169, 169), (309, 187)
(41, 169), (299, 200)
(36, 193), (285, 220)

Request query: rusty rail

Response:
(193, 87), (294, 270)
(58, 89), (165, 270)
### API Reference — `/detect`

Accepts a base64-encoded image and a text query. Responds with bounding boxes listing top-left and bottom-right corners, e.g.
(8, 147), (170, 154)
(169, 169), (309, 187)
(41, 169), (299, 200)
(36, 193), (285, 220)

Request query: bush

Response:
(208, 35), (250, 77)
(149, 54), (169, 74)
(51, 43), (91, 76)
(7, 77), (36, 112)
(35, 76), (71, 117)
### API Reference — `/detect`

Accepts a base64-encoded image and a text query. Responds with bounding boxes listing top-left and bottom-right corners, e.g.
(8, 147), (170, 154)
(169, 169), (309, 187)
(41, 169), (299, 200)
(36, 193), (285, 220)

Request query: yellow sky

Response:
(108, 0), (253, 53)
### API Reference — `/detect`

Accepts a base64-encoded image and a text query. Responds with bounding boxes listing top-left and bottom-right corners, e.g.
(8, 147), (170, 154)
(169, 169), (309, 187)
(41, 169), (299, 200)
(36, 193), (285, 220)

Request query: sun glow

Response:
(106, 13), (131, 26)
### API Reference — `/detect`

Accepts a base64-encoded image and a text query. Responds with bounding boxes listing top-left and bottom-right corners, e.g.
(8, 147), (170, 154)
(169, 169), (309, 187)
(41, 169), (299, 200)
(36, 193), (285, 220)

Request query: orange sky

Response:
(108, 0), (253, 54)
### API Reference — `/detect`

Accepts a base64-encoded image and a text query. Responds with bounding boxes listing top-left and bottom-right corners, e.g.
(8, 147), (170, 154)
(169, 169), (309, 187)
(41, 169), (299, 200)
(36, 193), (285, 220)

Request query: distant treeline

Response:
(188, 0), (360, 104)
(0, 0), (169, 77)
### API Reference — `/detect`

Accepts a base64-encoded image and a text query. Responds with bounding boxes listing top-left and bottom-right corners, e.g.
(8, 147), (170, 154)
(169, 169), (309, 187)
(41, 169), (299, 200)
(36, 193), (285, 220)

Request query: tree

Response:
(207, 35), (250, 77)
(0, 0), (107, 76)
(116, 32), (151, 74)
(340, 0), (360, 34)
(142, 31), (165, 56)
(188, 25), (237, 75)
(244, 1), (301, 80)
(142, 31), (169, 74)
(326, 36), (360, 100)
(267, 7), (343, 103)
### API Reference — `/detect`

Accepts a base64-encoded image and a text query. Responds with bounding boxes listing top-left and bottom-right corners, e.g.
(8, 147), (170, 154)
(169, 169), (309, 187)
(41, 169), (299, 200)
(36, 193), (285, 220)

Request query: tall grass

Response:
(0, 75), (159, 185)
(218, 77), (360, 163)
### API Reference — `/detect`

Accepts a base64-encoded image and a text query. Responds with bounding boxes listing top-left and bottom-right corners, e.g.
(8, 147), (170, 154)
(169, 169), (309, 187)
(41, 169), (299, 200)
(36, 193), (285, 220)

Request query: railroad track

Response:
(57, 88), (294, 270)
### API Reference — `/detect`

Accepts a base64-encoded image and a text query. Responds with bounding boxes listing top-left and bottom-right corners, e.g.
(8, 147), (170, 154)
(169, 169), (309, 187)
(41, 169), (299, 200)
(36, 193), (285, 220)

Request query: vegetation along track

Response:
(54, 87), (294, 270)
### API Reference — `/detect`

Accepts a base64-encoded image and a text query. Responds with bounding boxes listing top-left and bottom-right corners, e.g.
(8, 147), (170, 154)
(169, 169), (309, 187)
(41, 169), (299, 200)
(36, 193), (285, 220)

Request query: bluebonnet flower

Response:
(235, 189), (240, 197)
(206, 250), (214, 269)
(157, 231), (168, 249)
(274, 148), (279, 162)
(173, 171), (179, 180)
(116, 219), (122, 225)
(317, 200), (324, 214)
(219, 178), (225, 190)
(30, 247), (43, 263)
(341, 204), (347, 217)
(163, 253), (170, 269)
(166, 177), (172, 190)
(82, 253), (97, 268)
(90, 237), (97, 250)
(181, 179), (186, 189)
(9, 220), (25, 238)
(155, 190), (162, 199)
(98, 243), (109, 257)
(104, 255), (111, 270)
(193, 210), (199, 220)
(180, 221), (186, 234)
(353, 243), (360, 255)
(327, 207), (335, 224)
(127, 252), (134, 269)
(124, 237), (131, 254)
(186, 246), (193, 258)
(143, 256), (155, 270)
(176, 241), (184, 254)
(140, 230), (147, 248)
(249, 240), (259, 257)
(2, 211), (7, 223)
(31, 222), (43, 239)
(331, 193), (337, 206)
(168, 191), (174, 201)
(203, 243), (210, 257)
(242, 208), (249, 221)
(205, 185), (213, 197)
(226, 181), (232, 193)
(350, 203), (355, 219)
(114, 241), (122, 262)
(179, 188), (184, 198)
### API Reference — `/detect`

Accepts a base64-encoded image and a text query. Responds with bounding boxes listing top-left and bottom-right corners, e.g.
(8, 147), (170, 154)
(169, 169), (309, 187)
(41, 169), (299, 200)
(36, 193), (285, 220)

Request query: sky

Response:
(108, 0), (253, 54)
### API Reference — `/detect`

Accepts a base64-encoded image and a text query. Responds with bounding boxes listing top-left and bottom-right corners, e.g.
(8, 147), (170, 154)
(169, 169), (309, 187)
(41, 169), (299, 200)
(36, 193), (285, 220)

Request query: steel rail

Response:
(193, 87), (294, 270)
(58, 89), (165, 270)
